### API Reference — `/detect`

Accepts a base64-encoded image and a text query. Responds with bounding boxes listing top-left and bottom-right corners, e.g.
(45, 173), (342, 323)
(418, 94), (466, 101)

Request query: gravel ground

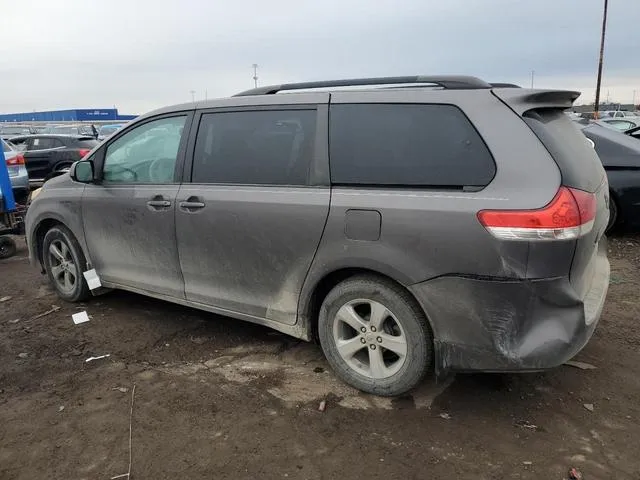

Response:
(1, 235), (639, 480)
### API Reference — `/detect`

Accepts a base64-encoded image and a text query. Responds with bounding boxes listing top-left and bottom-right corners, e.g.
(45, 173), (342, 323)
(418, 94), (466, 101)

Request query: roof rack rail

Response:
(233, 75), (492, 96)
(490, 83), (521, 88)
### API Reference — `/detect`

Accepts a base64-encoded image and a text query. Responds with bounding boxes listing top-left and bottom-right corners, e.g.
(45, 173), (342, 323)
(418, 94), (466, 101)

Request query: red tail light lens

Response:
(6, 154), (25, 166)
(78, 149), (91, 158)
(477, 187), (597, 241)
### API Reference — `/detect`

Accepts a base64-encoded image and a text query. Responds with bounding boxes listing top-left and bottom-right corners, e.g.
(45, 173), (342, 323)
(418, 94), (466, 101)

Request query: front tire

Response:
(318, 275), (433, 396)
(42, 225), (90, 302)
(0, 236), (17, 259)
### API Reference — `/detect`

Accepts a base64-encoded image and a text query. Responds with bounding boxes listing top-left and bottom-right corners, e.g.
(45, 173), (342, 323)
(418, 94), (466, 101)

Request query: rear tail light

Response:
(477, 187), (596, 241)
(6, 154), (25, 166)
(78, 149), (91, 158)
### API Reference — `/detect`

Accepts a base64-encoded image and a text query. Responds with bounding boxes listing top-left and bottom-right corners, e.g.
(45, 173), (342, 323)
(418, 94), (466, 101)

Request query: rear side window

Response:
(192, 109), (316, 186)
(329, 104), (495, 188)
(523, 109), (603, 192)
(30, 138), (55, 150)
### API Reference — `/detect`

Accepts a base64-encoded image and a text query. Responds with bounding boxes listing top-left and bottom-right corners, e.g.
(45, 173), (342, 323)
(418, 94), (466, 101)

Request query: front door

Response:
(82, 114), (191, 298)
(176, 105), (330, 324)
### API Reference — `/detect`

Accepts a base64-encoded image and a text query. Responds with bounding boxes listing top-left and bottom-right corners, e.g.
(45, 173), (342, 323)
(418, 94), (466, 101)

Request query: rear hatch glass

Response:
(523, 109), (604, 192)
(523, 108), (608, 298)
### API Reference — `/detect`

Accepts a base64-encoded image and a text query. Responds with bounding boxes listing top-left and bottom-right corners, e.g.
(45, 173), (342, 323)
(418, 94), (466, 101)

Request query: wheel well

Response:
(34, 219), (64, 268)
(304, 268), (428, 342)
(608, 188), (621, 230)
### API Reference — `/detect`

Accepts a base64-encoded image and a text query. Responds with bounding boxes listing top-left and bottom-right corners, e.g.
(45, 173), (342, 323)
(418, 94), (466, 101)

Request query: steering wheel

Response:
(148, 157), (175, 183)
(104, 164), (138, 182)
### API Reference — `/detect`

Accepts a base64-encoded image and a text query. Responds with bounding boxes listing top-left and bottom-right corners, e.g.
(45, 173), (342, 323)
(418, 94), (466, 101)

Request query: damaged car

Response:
(25, 76), (610, 396)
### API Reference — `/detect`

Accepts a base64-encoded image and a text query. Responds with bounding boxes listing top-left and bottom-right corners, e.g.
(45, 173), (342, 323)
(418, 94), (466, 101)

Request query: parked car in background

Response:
(8, 135), (98, 185)
(98, 123), (124, 141)
(44, 124), (98, 138)
(1, 124), (36, 140)
(26, 75), (610, 396)
(580, 123), (640, 232)
(598, 117), (640, 131)
(624, 125), (640, 140)
(2, 138), (29, 204)
(602, 110), (639, 119)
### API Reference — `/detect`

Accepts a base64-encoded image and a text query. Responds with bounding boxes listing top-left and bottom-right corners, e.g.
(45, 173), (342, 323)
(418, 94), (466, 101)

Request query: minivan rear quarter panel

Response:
(300, 89), (600, 373)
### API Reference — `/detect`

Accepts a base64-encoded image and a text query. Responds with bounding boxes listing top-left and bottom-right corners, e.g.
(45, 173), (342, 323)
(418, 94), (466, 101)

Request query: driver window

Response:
(103, 116), (186, 184)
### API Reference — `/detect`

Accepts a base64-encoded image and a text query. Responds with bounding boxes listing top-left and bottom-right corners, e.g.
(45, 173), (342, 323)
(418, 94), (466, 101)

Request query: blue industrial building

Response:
(0, 108), (137, 123)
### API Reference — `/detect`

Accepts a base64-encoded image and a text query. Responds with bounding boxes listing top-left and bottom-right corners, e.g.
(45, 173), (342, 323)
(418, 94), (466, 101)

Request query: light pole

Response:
(530, 70), (535, 88)
(633, 90), (637, 109)
(252, 64), (259, 88)
(190, 90), (196, 102)
(594, 0), (609, 118)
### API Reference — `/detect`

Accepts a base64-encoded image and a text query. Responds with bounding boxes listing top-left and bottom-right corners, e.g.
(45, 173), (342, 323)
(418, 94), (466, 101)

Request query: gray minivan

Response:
(25, 76), (610, 396)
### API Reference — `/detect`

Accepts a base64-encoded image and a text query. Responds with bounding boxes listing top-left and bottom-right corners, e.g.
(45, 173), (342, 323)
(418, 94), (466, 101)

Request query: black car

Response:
(8, 135), (98, 184)
(580, 124), (640, 232)
(624, 125), (640, 140)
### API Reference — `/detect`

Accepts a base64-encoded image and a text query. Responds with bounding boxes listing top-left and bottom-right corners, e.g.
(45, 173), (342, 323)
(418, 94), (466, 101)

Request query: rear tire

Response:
(0, 236), (17, 259)
(318, 275), (433, 396)
(42, 225), (90, 302)
(606, 194), (618, 233)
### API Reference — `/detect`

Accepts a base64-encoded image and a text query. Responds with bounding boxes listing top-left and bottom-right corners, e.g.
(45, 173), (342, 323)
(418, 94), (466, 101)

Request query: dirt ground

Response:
(1, 236), (640, 480)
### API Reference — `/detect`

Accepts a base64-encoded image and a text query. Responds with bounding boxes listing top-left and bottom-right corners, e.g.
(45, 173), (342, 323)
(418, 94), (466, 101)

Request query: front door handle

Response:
(147, 200), (171, 208)
(147, 195), (172, 211)
(179, 196), (205, 212)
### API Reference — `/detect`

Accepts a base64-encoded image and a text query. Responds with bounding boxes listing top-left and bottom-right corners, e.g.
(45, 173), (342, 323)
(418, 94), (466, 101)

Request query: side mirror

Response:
(71, 160), (95, 183)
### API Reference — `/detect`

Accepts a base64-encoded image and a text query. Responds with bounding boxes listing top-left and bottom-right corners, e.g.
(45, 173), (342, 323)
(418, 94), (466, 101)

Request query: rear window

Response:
(523, 109), (604, 192)
(2, 140), (14, 152)
(329, 104), (496, 188)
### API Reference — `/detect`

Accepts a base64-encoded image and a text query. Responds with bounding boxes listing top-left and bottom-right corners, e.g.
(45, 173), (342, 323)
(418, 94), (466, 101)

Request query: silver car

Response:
(25, 76), (610, 396)
(2, 139), (29, 204)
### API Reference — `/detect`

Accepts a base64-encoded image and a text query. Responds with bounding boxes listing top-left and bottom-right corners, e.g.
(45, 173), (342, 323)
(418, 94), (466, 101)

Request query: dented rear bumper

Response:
(409, 248), (610, 374)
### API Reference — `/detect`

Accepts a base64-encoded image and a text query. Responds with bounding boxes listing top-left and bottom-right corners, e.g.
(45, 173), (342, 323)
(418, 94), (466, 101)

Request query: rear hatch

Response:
(493, 89), (608, 299)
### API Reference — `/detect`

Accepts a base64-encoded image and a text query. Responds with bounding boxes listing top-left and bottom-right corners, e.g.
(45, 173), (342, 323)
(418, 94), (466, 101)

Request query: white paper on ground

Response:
(83, 269), (102, 290)
(85, 354), (110, 363)
(72, 311), (90, 325)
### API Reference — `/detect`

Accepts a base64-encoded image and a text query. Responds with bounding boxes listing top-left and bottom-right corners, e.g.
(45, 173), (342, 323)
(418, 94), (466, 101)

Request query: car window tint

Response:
(103, 116), (186, 184)
(192, 110), (317, 185)
(51, 138), (66, 148)
(329, 104), (495, 187)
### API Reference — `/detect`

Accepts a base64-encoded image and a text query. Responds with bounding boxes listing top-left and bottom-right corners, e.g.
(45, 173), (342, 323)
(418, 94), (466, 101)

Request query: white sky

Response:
(0, 0), (638, 114)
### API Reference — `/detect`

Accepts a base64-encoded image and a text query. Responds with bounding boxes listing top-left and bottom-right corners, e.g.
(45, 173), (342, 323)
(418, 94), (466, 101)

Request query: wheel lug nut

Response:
(360, 327), (366, 333)
(370, 326), (377, 332)
(370, 344), (376, 350)
(377, 337), (382, 343)
(360, 338), (366, 344)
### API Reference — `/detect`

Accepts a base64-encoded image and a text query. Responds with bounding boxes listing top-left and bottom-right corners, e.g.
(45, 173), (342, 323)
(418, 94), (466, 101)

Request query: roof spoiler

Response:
(492, 89), (581, 115)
